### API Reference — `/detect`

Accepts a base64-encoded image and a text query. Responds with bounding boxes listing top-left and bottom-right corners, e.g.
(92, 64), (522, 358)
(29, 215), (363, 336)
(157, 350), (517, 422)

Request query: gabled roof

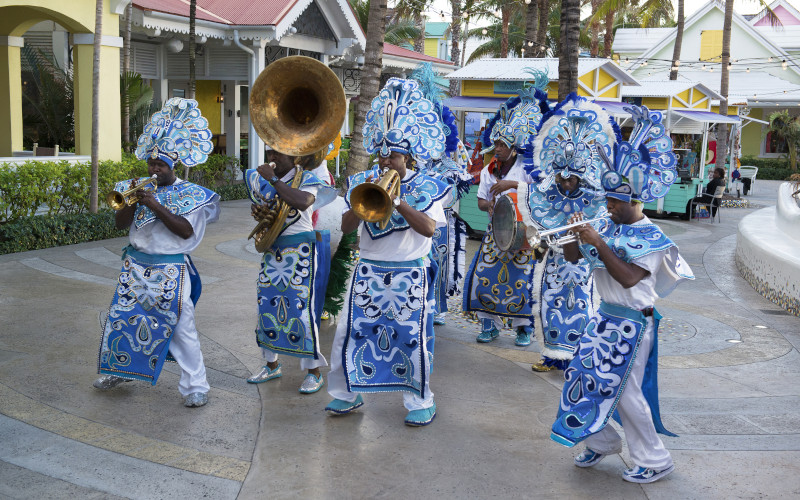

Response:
(624, 0), (800, 78)
(383, 43), (455, 72)
(425, 22), (449, 38)
(750, 0), (800, 26)
(612, 28), (673, 55)
(639, 70), (800, 105)
(444, 57), (639, 85)
(621, 80), (724, 101)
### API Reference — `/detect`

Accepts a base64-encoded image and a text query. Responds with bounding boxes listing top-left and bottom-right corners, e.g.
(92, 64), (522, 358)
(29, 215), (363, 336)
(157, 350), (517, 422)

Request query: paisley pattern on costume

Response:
(118, 179), (219, 229)
(580, 220), (676, 271)
(463, 229), (535, 318)
(342, 258), (434, 397)
(430, 214), (450, 314)
(255, 231), (330, 359)
(345, 166), (450, 239)
(98, 248), (187, 384)
(135, 98), (213, 168)
(551, 302), (649, 446)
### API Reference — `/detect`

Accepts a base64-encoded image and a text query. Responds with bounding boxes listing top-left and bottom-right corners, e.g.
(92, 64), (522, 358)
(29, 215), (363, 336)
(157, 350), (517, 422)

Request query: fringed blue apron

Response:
(341, 258), (436, 398)
(98, 246), (201, 384)
(255, 230), (330, 359)
(430, 210), (451, 315)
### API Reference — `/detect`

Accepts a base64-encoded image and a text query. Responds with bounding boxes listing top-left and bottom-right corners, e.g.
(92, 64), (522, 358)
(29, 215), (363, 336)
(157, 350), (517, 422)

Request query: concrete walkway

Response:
(1, 181), (798, 499)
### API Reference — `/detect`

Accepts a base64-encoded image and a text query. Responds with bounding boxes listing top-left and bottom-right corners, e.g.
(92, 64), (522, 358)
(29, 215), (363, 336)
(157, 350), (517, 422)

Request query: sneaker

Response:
(476, 318), (500, 343)
(247, 363), (282, 384)
(321, 311), (331, 320)
(183, 392), (208, 408)
(92, 375), (132, 390)
(574, 448), (605, 468)
(433, 314), (446, 326)
(622, 465), (675, 483)
(531, 360), (557, 372)
(325, 394), (364, 415)
(515, 326), (532, 346)
(404, 402), (437, 427)
(299, 373), (324, 394)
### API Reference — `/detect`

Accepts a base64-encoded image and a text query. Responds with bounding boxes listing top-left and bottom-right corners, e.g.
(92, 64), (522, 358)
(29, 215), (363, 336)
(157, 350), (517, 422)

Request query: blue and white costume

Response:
(517, 95), (618, 367)
(98, 98), (220, 398)
(462, 81), (549, 334)
(244, 165), (337, 371)
(550, 104), (693, 475)
(327, 78), (448, 414)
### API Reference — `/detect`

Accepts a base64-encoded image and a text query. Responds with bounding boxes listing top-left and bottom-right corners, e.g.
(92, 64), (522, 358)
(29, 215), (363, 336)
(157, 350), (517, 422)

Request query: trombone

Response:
(106, 174), (158, 210)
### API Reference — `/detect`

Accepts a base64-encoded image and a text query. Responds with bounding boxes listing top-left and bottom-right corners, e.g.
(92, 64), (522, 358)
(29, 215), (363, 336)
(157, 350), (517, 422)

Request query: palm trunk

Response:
(669, 0), (684, 80)
(590, 0), (600, 57)
(347, 0), (387, 177)
(414, 12), (425, 53)
(602, 9), (614, 58)
(90, 0), (103, 213)
(189, 0), (196, 100)
(536, 0), (549, 57)
(501, 7), (510, 57)
(559, 0), (579, 100)
(716, 0), (734, 172)
(122, 2), (132, 150)
(461, 17), (469, 66)
(525, 0), (539, 57)
(449, 0), (461, 96)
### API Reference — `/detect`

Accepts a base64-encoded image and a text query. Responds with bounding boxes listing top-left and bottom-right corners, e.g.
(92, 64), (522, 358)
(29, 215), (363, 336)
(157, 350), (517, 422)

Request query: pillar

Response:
(249, 41), (265, 170)
(73, 34), (122, 161)
(0, 36), (24, 156)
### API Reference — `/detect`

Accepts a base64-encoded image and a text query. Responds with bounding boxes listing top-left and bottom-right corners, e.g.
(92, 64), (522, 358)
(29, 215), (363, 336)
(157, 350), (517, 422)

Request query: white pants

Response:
(327, 287), (434, 411)
(167, 271), (210, 397)
(260, 347), (327, 370)
(583, 318), (673, 470)
(477, 312), (531, 329)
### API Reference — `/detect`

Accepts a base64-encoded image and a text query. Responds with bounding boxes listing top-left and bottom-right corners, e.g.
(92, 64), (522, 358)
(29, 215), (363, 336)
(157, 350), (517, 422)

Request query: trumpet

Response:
(528, 215), (609, 249)
(350, 168), (401, 229)
(106, 174), (158, 210)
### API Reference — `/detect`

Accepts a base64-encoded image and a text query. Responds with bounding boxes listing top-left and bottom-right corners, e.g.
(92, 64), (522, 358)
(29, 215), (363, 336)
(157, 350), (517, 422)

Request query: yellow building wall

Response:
(740, 108), (764, 157)
(0, 45), (23, 155)
(700, 30), (723, 62)
(579, 70), (595, 90)
(424, 38), (438, 58)
(710, 105), (739, 115)
(642, 97), (668, 109)
(597, 68), (615, 90)
(599, 84), (620, 99)
(461, 80), (515, 98)
(195, 80), (221, 135)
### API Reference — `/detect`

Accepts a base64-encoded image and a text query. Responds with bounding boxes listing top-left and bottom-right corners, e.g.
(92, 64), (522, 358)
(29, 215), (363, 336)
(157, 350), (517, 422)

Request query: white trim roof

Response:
(444, 57), (640, 85)
(621, 80), (724, 100)
(639, 70), (800, 105)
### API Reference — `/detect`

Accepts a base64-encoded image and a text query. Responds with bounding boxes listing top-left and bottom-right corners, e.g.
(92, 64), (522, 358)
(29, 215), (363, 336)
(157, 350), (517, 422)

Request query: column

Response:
(249, 40), (265, 170)
(0, 36), (23, 156)
(73, 34), (122, 161)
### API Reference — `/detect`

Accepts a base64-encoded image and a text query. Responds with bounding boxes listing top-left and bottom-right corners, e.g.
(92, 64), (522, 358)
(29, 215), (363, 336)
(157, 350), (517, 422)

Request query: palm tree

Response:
(466, 10), (526, 62)
(536, 0), (550, 57)
(122, 2), (132, 151)
(586, 0), (674, 57)
(189, 0), (196, 100)
(394, 0), (430, 52)
(558, 0), (579, 100)
(669, 0), (684, 80)
(524, 0), (539, 57)
(90, 0), (103, 213)
(346, 0), (388, 176)
(767, 110), (800, 171)
(589, 0), (600, 57)
(350, 0), (420, 47)
(449, 0), (462, 96)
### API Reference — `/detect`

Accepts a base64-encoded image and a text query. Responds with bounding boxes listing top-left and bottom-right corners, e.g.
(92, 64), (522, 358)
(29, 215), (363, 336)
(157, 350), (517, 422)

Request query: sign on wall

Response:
(493, 80), (524, 94)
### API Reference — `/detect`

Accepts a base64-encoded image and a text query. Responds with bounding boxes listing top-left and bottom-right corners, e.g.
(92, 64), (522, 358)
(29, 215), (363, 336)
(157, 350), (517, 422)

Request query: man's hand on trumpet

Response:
(567, 213), (602, 248)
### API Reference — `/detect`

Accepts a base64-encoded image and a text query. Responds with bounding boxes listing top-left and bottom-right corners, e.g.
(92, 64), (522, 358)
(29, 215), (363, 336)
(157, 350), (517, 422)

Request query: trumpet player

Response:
(94, 99), (220, 408)
(325, 78), (450, 426)
(244, 145), (336, 394)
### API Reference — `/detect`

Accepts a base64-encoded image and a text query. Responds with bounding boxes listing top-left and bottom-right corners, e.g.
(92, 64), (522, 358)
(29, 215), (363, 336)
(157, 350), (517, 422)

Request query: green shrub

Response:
(188, 154), (241, 187)
(738, 156), (796, 180)
(216, 183), (248, 201)
(0, 211), (127, 254)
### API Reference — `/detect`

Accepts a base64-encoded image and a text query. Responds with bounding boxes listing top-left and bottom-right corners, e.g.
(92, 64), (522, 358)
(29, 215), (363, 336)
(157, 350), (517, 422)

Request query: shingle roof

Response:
(133, 0), (300, 26)
(384, 43), (454, 65)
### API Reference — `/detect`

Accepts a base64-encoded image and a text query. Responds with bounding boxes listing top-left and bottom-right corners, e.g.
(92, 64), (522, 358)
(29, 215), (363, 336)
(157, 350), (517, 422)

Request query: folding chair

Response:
(690, 185), (724, 223)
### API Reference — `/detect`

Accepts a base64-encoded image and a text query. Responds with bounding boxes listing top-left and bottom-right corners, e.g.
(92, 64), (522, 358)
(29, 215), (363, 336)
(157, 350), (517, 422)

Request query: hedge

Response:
(0, 211), (127, 254)
(739, 156), (797, 180)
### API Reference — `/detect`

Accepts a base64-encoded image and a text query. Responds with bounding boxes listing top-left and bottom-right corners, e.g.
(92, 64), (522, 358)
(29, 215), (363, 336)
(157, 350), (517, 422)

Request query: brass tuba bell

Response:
(106, 174), (158, 210)
(350, 168), (402, 229)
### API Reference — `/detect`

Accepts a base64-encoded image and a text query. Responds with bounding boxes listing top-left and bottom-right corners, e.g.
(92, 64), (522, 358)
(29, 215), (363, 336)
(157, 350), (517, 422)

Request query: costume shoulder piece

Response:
(580, 220), (675, 267)
(345, 166), (449, 239)
(118, 179), (219, 229)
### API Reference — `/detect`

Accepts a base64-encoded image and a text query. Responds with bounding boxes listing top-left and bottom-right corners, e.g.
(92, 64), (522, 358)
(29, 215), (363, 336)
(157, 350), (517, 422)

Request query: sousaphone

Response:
(247, 56), (346, 252)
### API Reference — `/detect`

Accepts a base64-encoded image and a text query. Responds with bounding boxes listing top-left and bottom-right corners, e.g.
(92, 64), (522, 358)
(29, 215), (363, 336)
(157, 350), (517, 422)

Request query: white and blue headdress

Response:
(362, 78), (446, 160)
(135, 98), (213, 169)
(531, 93), (619, 191)
(482, 68), (550, 151)
(409, 62), (460, 156)
(599, 105), (678, 203)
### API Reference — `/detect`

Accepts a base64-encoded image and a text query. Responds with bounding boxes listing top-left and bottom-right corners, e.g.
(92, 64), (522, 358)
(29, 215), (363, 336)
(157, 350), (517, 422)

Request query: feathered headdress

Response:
(135, 98), (213, 169)
(409, 62), (459, 155)
(531, 93), (620, 191)
(599, 105), (678, 203)
(482, 68), (550, 150)
(362, 78), (446, 161)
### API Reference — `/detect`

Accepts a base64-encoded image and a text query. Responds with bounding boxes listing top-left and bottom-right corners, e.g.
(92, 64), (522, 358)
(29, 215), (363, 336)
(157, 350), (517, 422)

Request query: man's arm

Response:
(341, 208), (360, 234)
(395, 199), (435, 237)
(257, 163), (314, 211)
(115, 203), (137, 230)
(572, 225), (649, 288)
(137, 191), (194, 239)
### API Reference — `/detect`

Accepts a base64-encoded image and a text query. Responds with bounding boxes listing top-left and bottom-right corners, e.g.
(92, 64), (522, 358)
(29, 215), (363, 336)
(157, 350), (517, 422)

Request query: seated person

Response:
(691, 167), (725, 217)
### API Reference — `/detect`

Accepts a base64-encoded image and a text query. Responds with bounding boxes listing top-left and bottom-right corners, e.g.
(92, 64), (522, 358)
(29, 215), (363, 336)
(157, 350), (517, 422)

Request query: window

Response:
(700, 30), (723, 62)
(172, 89), (185, 98)
(765, 131), (789, 154)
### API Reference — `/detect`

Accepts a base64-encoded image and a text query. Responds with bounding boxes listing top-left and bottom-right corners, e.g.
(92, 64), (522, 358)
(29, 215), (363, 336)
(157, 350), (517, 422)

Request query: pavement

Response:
(1, 180), (799, 499)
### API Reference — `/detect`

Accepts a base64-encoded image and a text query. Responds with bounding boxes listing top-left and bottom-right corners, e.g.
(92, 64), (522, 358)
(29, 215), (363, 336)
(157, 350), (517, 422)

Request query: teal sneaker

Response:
(574, 448), (605, 468)
(622, 464), (675, 483)
(325, 394), (364, 415)
(247, 363), (282, 384)
(476, 318), (500, 343)
(515, 326), (532, 346)
(404, 403), (437, 427)
(433, 314), (446, 326)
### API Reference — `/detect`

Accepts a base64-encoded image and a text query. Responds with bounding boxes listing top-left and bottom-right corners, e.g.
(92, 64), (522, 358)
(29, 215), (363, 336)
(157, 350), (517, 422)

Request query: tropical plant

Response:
(394, 0), (430, 52)
(767, 111), (800, 171)
(349, 0), (421, 46)
(559, 0), (580, 99)
(585, 0), (675, 57)
(20, 46), (74, 151)
(120, 72), (154, 149)
(669, 0), (684, 80)
(715, 0), (735, 173)
(449, 0), (463, 96)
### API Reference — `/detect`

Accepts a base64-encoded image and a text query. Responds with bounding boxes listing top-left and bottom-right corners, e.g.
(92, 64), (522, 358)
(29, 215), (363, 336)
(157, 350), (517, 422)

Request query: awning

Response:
(671, 110), (740, 124)
(442, 96), (507, 113)
(742, 115), (769, 125)
(592, 100), (633, 118)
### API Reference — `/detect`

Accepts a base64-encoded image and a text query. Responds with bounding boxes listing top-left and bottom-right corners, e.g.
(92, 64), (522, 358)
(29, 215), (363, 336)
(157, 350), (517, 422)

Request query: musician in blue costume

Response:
(462, 78), (549, 347)
(551, 105), (694, 484)
(94, 98), (220, 408)
(325, 78), (450, 426)
(517, 95), (618, 372)
(244, 145), (337, 394)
